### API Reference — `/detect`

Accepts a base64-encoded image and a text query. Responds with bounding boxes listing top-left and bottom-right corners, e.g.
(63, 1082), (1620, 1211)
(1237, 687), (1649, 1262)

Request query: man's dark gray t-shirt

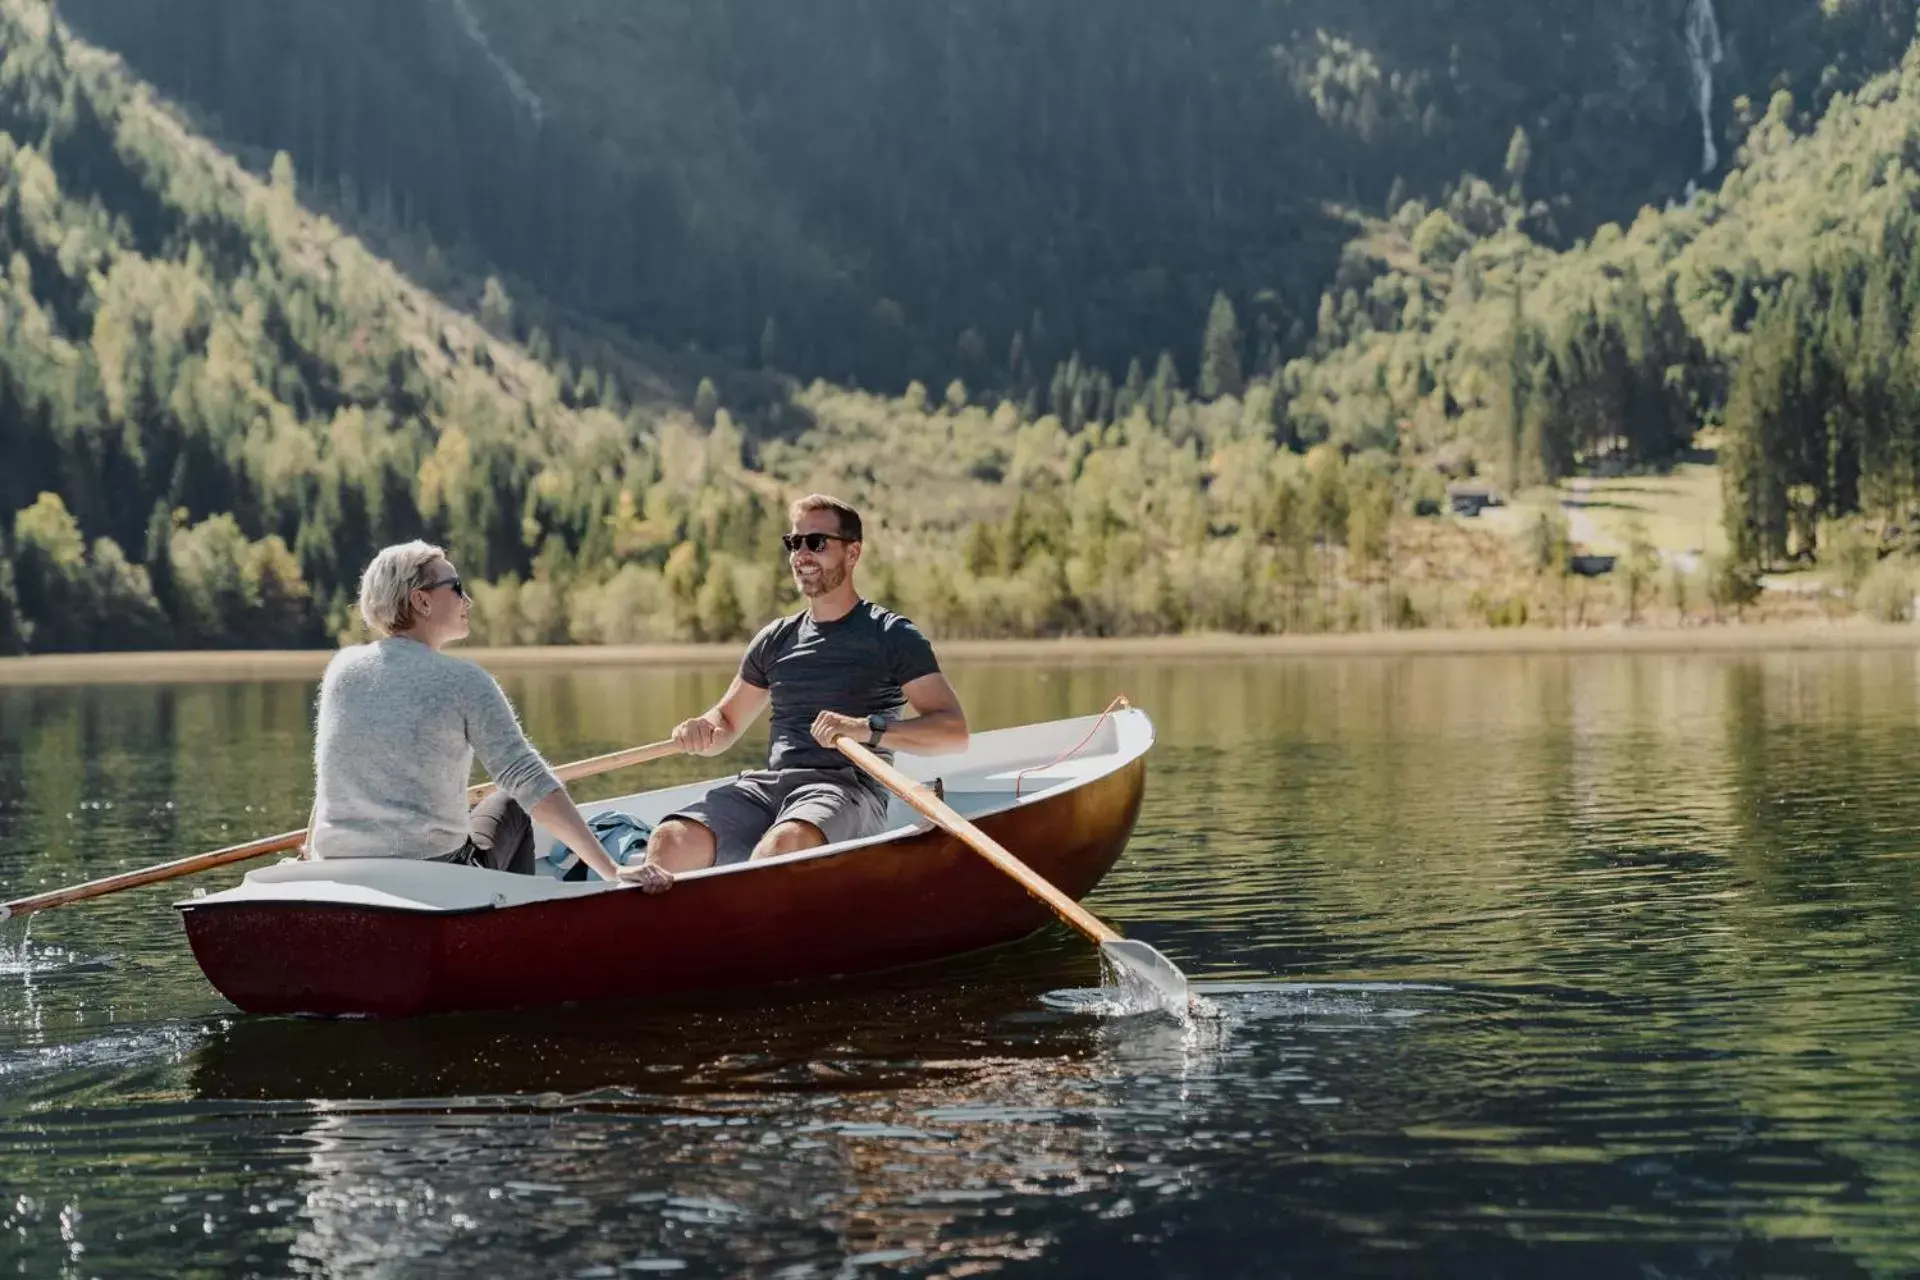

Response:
(739, 600), (941, 780)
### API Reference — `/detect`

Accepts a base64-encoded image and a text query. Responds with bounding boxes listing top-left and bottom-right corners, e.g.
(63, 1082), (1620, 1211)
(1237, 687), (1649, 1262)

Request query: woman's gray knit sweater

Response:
(310, 637), (561, 860)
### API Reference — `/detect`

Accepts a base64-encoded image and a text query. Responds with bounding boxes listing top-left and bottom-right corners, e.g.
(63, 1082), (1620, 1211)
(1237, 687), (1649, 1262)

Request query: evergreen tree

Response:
(693, 377), (720, 428)
(1503, 126), (1532, 197)
(1149, 351), (1181, 426)
(1117, 357), (1146, 420)
(0, 555), (24, 655)
(1722, 291), (1802, 568)
(1498, 286), (1530, 489)
(84, 537), (167, 650)
(1199, 291), (1244, 400)
(479, 276), (514, 335)
(12, 492), (90, 652)
(759, 316), (783, 369)
(696, 557), (745, 641)
(143, 499), (177, 627)
(1252, 306), (1284, 380)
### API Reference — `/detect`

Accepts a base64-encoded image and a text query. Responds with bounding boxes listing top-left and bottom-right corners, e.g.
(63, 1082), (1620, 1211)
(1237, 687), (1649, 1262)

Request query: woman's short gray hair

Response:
(357, 540), (447, 637)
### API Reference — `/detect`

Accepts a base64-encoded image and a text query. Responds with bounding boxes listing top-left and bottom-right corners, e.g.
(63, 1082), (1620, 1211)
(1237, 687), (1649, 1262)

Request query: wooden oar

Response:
(0, 738), (681, 921)
(834, 737), (1192, 1014)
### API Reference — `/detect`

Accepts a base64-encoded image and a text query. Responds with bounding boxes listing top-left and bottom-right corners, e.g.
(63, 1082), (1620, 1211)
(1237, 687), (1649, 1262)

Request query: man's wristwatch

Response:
(866, 713), (888, 746)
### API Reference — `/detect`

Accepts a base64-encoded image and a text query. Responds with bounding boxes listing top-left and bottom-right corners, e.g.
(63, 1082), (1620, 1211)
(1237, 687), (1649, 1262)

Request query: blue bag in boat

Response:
(544, 809), (654, 878)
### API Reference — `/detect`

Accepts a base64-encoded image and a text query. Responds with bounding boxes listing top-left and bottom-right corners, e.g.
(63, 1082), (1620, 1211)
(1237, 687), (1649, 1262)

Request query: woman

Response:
(305, 540), (668, 891)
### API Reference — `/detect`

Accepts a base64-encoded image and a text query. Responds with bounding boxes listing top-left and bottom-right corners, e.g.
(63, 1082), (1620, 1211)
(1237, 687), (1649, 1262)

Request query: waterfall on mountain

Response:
(1685, 0), (1725, 172)
(447, 0), (544, 124)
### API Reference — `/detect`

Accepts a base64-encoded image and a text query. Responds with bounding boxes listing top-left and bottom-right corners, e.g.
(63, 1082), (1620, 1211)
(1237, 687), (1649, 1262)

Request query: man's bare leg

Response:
(646, 817), (718, 873)
(749, 820), (826, 861)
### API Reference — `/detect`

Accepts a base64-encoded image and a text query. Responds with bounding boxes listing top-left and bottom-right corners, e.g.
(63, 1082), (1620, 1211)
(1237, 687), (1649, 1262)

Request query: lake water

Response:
(3, 652), (1919, 1276)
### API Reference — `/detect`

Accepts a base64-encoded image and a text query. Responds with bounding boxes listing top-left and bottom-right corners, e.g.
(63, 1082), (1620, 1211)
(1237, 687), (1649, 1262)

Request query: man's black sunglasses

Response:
(422, 575), (468, 599)
(781, 532), (857, 554)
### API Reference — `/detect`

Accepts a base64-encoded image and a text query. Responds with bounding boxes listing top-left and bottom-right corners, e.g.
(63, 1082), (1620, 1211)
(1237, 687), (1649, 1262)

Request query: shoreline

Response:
(2, 620), (1919, 685)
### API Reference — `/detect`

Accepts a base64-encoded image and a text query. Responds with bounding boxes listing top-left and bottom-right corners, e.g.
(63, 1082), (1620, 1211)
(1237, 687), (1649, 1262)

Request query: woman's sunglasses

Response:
(780, 532), (857, 554)
(421, 575), (468, 599)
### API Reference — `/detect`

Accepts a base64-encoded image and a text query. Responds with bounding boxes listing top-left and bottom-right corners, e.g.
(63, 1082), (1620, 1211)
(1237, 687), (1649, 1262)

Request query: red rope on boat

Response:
(1014, 694), (1130, 798)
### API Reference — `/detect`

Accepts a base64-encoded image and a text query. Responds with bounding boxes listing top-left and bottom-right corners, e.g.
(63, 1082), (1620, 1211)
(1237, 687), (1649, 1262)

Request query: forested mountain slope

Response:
(0, 0), (779, 652)
(1286, 44), (1920, 572)
(6, 1), (1920, 654)
(769, 38), (1920, 634)
(56, 0), (1918, 394)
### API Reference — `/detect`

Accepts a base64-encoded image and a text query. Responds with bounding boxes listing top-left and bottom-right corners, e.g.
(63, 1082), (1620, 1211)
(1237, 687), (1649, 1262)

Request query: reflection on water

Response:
(4, 653), (1920, 1274)
(216, 975), (1246, 1276)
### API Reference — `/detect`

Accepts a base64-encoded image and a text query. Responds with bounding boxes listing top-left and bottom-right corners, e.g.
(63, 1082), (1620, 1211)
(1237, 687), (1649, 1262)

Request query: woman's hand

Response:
(617, 861), (674, 893)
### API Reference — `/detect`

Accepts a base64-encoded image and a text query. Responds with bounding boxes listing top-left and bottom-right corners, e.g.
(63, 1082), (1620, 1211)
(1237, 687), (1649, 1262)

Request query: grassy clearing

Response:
(1476, 457), (1726, 559)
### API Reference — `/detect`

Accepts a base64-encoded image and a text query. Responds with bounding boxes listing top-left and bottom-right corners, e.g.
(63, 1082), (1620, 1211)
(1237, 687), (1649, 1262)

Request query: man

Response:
(643, 493), (969, 879)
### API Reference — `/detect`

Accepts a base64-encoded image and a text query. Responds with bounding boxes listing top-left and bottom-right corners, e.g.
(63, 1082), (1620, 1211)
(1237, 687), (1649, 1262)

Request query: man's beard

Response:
(795, 560), (847, 597)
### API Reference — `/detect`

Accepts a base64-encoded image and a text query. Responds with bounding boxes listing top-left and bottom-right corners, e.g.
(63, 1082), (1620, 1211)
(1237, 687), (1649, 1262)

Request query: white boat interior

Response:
(178, 706), (1154, 915)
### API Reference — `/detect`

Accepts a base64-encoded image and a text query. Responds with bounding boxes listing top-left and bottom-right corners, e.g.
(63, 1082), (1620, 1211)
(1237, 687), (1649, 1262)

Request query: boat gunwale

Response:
(175, 707), (1156, 918)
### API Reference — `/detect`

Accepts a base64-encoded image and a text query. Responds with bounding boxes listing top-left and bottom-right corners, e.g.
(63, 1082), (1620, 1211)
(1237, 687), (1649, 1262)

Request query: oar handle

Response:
(1, 828), (307, 920)
(834, 737), (1121, 946)
(2, 737), (683, 920)
(473, 738), (681, 798)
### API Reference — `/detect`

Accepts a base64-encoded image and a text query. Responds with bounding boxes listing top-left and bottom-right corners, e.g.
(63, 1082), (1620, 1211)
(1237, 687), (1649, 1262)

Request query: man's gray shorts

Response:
(665, 768), (892, 866)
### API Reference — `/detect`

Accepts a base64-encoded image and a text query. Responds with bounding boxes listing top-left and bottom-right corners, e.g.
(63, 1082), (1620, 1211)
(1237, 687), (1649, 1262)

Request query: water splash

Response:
(1036, 952), (1225, 1027)
(0, 1023), (202, 1087)
(0, 914), (110, 978)
(0, 911), (37, 975)
(1047, 979), (1438, 1025)
(1685, 0), (1725, 172)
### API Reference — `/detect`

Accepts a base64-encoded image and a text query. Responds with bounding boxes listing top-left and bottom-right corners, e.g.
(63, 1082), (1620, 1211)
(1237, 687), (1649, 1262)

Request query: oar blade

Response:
(1100, 938), (1190, 1015)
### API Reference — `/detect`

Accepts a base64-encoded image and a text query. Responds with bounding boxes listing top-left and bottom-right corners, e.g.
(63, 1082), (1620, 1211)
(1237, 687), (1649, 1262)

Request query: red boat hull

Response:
(179, 757), (1146, 1017)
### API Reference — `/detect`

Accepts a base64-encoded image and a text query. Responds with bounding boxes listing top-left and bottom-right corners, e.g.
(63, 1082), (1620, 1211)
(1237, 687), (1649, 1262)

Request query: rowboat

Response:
(176, 706), (1155, 1018)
